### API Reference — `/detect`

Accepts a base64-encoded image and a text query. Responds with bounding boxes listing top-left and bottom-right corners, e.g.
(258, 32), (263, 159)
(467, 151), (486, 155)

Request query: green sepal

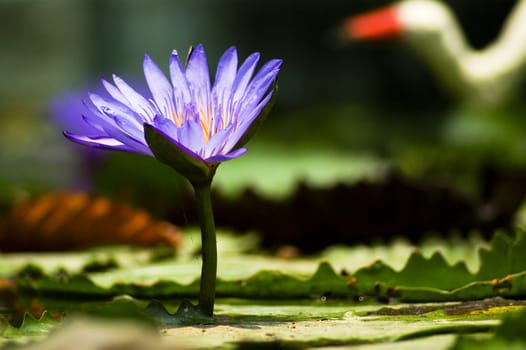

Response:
(233, 80), (278, 150)
(144, 124), (216, 185)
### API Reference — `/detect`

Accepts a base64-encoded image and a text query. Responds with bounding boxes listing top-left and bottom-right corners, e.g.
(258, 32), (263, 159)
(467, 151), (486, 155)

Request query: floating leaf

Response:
(7, 232), (526, 349)
(452, 306), (526, 349)
(351, 252), (477, 301)
(4, 297), (513, 350)
(10, 230), (526, 302)
(216, 261), (349, 299)
(1, 299), (504, 350)
(350, 231), (526, 301)
(16, 264), (109, 296)
(2, 311), (59, 340)
(2, 316), (164, 350)
(476, 231), (526, 281)
(15, 261), (349, 299)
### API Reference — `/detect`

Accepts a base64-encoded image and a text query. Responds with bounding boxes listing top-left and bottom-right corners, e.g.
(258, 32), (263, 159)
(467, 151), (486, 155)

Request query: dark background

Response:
(0, 0), (525, 251)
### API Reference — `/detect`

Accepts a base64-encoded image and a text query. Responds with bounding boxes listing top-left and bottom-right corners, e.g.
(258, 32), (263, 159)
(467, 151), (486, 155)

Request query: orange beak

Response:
(341, 6), (402, 40)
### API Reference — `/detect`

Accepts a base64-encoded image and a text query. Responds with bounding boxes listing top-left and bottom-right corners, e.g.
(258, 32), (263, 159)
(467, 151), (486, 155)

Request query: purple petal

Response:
(82, 99), (118, 131)
(178, 119), (205, 155)
(205, 147), (247, 162)
(143, 54), (176, 122)
(64, 131), (139, 153)
(236, 68), (280, 119)
(81, 114), (105, 133)
(231, 52), (260, 103)
(185, 44), (211, 122)
(169, 50), (193, 123)
(212, 46), (238, 127)
(153, 116), (204, 152)
(112, 74), (157, 121)
(111, 115), (146, 143)
(148, 121), (207, 163)
(250, 59), (283, 85)
(101, 125), (152, 155)
(213, 47), (238, 95)
(89, 93), (144, 127)
(223, 90), (274, 152)
(185, 44), (211, 92)
(240, 59), (282, 103)
(62, 45), (281, 166)
(79, 102), (152, 155)
(233, 59), (281, 120)
(153, 115), (182, 142)
(203, 122), (235, 157)
(101, 78), (129, 106)
(169, 50), (191, 98)
(50, 91), (101, 135)
(213, 46), (238, 92)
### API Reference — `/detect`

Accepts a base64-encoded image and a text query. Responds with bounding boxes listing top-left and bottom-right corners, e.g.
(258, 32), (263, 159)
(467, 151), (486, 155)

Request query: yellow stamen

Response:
(197, 104), (210, 144)
(172, 110), (182, 127)
(200, 119), (210, 144)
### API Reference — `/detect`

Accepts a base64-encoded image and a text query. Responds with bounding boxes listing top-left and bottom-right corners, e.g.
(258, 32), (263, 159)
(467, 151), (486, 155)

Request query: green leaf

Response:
(216, 261), (349, 299)
(81, 296), (157, 326)
(214, 144), (386, 199)
(349, 230), (526, 302)
(2, 315), (163, 349)
(476, 231), (526, 281)
(10, 294), (526, 350)
(3, 311), (59, 340)
(11, 230), (526, 302)
(452, 306), (526, 349)
(352, 252), (477, 301)
(16, 265), (109, 296)
(8, 231), (526, 349)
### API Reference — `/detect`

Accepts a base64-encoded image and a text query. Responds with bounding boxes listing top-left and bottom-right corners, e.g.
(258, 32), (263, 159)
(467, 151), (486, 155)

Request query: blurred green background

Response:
(1, 0), (525, 249)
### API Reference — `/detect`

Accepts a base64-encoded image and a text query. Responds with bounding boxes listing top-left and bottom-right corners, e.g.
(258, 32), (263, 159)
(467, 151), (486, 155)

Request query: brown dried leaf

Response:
(0, 192), (183, 252)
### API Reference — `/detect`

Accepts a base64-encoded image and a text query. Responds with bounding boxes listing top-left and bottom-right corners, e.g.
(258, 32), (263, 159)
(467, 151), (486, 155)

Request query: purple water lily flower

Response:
(64, 45), (282, 175)
(62, 45), (281, 318)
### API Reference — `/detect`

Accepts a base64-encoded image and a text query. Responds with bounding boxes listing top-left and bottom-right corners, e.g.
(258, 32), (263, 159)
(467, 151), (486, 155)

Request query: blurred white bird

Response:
(341, 0), (526, 108)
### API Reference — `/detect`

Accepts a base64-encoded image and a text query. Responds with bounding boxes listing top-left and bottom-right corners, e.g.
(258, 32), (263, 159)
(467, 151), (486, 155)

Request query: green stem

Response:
(192, 181), (217, 317)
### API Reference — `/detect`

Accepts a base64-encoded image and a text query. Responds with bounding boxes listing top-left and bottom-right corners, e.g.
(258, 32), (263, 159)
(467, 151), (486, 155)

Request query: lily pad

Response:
(2, 299), (514, 350)
(4, 231), (526, 348)
(452, 306), (526, 349)
(2, 312), (59, 343)
(10, 230), (526, 302)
